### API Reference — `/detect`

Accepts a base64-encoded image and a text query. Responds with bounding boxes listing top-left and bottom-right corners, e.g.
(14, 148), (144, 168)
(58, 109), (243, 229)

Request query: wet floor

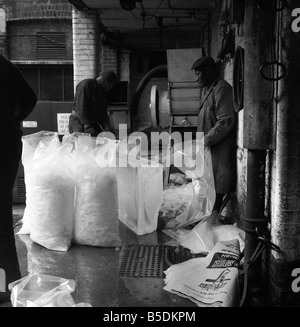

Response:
(1, 204), (197, 308)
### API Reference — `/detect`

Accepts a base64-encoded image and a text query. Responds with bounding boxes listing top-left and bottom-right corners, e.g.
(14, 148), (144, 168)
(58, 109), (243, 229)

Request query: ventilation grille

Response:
(17, 177), (26, 200)
(37, 32), (66, 60)
(119, 245), (202, 278)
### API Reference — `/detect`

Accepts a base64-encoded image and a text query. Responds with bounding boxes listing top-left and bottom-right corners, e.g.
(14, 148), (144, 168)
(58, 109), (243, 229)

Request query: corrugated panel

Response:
(37, 33), (66, 60)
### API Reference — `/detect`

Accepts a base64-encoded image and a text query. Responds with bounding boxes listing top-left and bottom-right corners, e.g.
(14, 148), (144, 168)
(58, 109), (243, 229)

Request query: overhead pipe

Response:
(167, 0), (213, 12)
(68, 0), (90, 11)
(130, 65), (168, 130)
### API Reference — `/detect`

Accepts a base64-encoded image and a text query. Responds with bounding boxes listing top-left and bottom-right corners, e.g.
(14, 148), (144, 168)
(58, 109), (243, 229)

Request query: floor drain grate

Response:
(119, 245), (197, 278)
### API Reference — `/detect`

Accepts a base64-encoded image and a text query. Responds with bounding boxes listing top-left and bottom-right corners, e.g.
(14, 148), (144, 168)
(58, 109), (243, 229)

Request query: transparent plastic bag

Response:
(161, 145), (215, 229)
(28, 143), (76, 251)
(18, 131), (60, 235)
(72, 138), (121, 247)
(62, 132), (96, 151)
(9, 274), (92, 307)
(181, 211), (246, 254)
(117, 155), (163, 235)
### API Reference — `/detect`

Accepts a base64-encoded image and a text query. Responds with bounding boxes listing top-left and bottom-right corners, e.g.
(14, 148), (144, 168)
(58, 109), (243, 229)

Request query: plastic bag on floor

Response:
(72, 138), (121, 247)
(28, 142), (76, 251)
(164, 239), (241, 307)
(18, 131), (61, 235)
(9, 274), (92, 307)
(160, 146), (215, 229)
(180, 211), (246, 254)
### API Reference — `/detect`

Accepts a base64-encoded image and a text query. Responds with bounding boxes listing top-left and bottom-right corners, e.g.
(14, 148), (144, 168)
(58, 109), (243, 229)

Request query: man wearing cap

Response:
(69, 70), (118, 136)
(191, 56), (237, 214)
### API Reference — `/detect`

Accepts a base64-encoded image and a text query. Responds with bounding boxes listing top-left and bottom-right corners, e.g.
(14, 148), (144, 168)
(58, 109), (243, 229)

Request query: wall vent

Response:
(37, 32), (66, 60)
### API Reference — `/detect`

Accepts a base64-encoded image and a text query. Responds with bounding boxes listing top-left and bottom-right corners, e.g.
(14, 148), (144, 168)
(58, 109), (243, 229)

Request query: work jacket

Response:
(198, 77), (237, 194)
(72, 78), (110, 134)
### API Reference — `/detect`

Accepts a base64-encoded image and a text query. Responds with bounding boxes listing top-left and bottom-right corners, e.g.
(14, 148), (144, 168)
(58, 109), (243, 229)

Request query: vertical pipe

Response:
(270, 0), (300, 305)
(243, 0), (274, 150)
(243, 150), (267, 303)
(242, 0), (273, 303)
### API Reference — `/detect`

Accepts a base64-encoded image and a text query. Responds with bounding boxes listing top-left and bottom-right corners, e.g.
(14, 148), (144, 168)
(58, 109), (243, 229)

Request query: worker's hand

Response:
(85, 127), (97, 137)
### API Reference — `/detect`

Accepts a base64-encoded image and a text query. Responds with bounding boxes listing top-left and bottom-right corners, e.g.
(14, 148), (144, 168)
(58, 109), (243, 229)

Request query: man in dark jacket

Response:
(191, 56), (237, 213)
(0, 54), (37, 304)
(69, 70), (118, 136)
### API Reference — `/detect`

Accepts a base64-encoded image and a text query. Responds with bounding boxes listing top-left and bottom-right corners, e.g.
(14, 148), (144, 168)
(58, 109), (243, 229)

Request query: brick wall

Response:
(0, 0), (72, 60)
(0, 3), (7, 56)
(8, 20), (72, 60)
(119, 49), (130, 82)
(101, 46), (118, 73)
(72, 7), (100, 88)
(5, 0), (72, 20)
(0, 7), (6, 56)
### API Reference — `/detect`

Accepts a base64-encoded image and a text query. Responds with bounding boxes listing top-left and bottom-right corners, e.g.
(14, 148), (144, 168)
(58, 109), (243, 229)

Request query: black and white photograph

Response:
(0, 0), (300, 318)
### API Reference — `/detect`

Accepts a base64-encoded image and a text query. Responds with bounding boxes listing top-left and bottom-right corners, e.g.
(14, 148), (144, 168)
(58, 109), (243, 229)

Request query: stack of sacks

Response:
(19, 132), (121, 251)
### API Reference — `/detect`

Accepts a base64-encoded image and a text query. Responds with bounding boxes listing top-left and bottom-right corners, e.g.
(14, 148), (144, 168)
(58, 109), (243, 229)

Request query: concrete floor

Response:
(1, 204), (198, 308)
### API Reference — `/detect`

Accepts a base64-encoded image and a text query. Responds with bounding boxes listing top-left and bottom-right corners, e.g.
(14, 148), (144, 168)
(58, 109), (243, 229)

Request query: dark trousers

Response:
(0, 129), (22, 293)
(213, 193), (225, 213)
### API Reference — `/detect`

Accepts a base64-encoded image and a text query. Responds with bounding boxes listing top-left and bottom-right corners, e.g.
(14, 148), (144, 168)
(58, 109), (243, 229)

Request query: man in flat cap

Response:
(69, 70), (118, 136)
(191, 56), (237, 216)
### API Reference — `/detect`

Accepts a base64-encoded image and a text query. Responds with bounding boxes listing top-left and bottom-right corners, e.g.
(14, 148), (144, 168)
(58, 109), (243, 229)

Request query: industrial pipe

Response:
(130, 64), (168, 129)
(242, 0), (274, 304)
(270, 0), (300, 305)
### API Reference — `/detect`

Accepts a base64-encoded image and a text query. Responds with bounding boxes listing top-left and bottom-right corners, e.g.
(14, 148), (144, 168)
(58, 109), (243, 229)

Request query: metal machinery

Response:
(150, 48), (203, 134)
(147, 48), (203, 187)
(107, 81), (131, 137)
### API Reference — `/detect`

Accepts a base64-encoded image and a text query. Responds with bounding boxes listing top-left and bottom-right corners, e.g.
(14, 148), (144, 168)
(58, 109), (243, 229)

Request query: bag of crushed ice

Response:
(18, 131), (60, 235)
(72, 138), (121, 247)
(29, 142), (76, 251)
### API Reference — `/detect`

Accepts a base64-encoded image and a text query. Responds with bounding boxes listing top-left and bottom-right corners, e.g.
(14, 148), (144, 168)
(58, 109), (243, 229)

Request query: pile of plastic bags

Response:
(9, 273), (92, 307)
(18, 131), (121, 251)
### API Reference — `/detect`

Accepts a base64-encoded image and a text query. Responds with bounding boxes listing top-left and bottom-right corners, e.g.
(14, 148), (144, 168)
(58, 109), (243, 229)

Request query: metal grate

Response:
(17, 177), (26, 201)
(119, 245), (199, 278)
(37, 32), (66, 60)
